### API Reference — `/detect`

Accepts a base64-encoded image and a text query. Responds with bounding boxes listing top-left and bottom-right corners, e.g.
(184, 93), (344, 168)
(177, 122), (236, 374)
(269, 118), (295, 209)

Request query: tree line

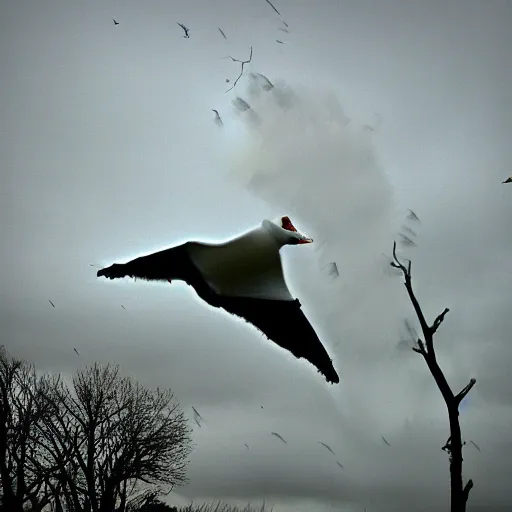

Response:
(0, 347), (192, 512)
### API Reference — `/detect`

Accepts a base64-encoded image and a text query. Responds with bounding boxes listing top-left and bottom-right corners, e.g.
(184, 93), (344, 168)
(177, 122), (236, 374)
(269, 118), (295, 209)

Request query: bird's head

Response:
(263, 216), (313, 246)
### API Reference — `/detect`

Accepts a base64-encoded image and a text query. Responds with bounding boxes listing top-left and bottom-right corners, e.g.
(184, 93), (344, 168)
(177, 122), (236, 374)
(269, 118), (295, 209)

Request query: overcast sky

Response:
(1, 0), (512, 510)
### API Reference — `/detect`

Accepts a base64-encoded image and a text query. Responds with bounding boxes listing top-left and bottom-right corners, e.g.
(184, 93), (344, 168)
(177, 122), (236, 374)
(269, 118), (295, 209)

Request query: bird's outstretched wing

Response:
(97, 243), (220, 306)
(381, 436), (391, 446)
(271, 432), (287, 443)
(318, 441), (336, 455)
(217, 295), (339, 384)
(406, 209), (420, 222)
(177, 22), (189, 37)
(97, 244), (195, 282)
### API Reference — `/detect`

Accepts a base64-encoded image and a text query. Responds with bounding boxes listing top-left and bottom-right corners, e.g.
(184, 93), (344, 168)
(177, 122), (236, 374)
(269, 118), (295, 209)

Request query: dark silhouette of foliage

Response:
(391, 243), (475, 512)
(0, 348), (59, 512)
(0, 348), (192, 512)
(137, 498), (178, 511)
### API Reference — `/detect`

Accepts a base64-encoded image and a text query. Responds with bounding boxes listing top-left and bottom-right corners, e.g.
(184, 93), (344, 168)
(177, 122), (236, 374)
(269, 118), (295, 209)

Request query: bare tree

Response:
(33, 363), (193, 512)
(0, 350), (58, 512)
(391, 242), (475, 512)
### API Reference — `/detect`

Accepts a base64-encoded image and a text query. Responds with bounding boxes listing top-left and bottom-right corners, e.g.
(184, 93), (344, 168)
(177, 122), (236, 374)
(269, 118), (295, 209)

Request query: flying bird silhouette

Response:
(245, 443), (250, 450)
(121, 305), (126, 311)
(218, 27), (227, 40)
(233, 97), (251, 112)
(470, 440), (481, 452)
(256, 73), (274, 91)
(73, 348), (80, 355)
(271, 432), (287, 444)
(336, 461), (344, 469)
(177, 22), (190, 38)
(399, 233), (417, 247)
(401, 225), (417, 237)
(324, 262), (339, 279)
(502, 177), (512, 184)
(249, 72), (274, 91)
(212, 109), (223, 127)
(191, 406), (204, 422)
(264, 0), (281, 16)
(113, 19), (119, 25)
(381, 436), (391, 446)
(96, 217), (339, 384)
(48, 300), (55, 308)
(318, 442), (336, 455)
(276, 40), (284, 44)
(406, 209), (420, 222)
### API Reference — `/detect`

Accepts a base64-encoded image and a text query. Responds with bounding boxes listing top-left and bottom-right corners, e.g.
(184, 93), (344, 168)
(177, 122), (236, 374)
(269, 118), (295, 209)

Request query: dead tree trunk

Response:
(391, 242), (475, 512)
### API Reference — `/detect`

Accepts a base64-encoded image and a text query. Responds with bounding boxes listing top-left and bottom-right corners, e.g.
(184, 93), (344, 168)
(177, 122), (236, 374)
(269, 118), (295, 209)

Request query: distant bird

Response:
(261, 405), (264, 409)
(113, 19), (119, 25)
(193, 417), (201, 428)
(318, 441), (336, 455)
(324, 262), (339, 279)
(503, 177), (512, 184)
(381, 436), (391, 446)
(177, 22), (190, 38)
(335, 461), (344, 469)
(406, 209), (420, 223)
(73, 348), (80, 356)
(121, 305), (126, 311)
(264, 0), (281, 16)
(192, 406), (204, 423)
(245, 443), (250, 450)
(97, 216), (339, 384)
(278, 27), (289, 33)
(256, 73), (274, 91)
(397, 318), (419, 350)
(470, 440), (481, 452)
(401, 225), (417, 237)
(48, 300), (55, 308)
(232, 97), (251, 112)
(281, 21), (289, 28)
(218, 27), (227, 40)
(276, 40), (284, 44)
(271, 432), (287, 444)
(212, 109), (223, 127)
(249, 72), (274, 91)
(399, 233), (417, 247)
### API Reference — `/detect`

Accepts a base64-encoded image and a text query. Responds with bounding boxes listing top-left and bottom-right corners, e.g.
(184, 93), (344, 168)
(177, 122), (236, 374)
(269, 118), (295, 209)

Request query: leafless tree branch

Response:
(1, 353), (192, 512)
(392, 242), (475, 512)
(225, 47), (253, 93)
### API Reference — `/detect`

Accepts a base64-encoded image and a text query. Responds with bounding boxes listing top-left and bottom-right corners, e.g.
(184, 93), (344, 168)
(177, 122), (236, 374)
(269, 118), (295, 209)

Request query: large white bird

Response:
(97, 216), (339, 384)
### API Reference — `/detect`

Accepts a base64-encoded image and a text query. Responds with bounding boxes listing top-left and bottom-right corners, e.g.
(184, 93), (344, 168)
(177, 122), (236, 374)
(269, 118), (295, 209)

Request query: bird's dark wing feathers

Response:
(97, 243), (198, 282)
(97, 243), (221, 306)
(217, 295), (339, 384)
